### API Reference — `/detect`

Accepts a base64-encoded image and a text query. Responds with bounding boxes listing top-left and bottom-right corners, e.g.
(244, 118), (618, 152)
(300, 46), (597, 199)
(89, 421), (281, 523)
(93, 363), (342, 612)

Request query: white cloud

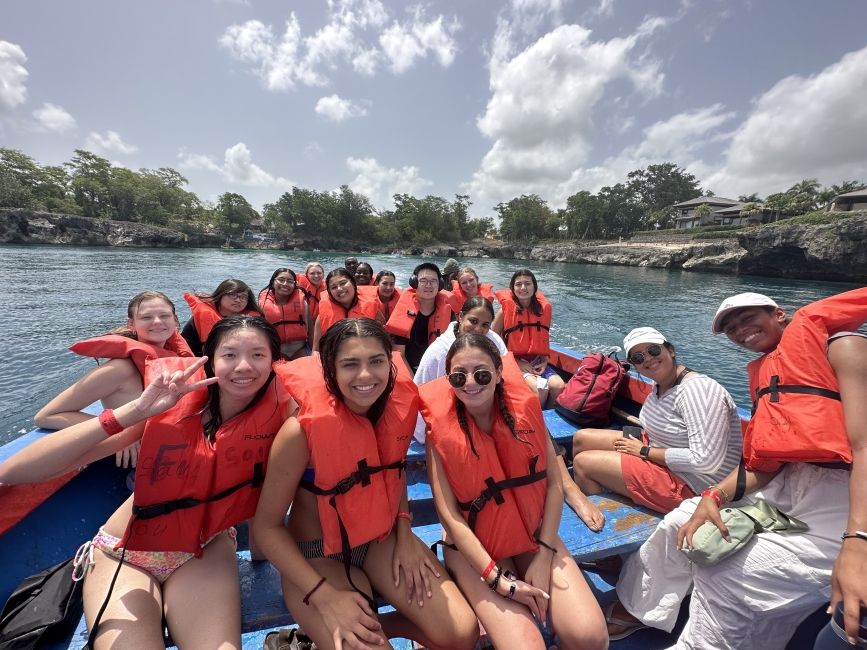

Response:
(32, 103), (76, 133)
(706, 44), (867, 196)
(179, 142), (293, 189)
(315, 94), (368, 122)
(220, 4), (459, 90)
(346, 156), (432, 209)
(379, 11), (460, 74)
(0, 41), (28, 112)
(631, 104), (734, 161)
(85, 130), (138, 155)
(466, 18), (666, 210)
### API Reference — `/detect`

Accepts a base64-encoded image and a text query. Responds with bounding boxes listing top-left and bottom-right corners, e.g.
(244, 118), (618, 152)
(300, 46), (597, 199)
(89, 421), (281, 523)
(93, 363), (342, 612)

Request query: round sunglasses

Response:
(447, 369), (494, 388)
(628, 344), (663, 366)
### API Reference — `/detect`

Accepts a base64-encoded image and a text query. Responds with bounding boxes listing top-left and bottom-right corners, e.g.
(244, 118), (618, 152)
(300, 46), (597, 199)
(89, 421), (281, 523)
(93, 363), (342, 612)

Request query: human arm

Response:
(252, 418), (383, 649)
(827, 335), (867, 642)
(426, 442), (550, 621)
(311, 317), (322, 353)
(491, 309), (504, 337)
(0, 357), (215, 484)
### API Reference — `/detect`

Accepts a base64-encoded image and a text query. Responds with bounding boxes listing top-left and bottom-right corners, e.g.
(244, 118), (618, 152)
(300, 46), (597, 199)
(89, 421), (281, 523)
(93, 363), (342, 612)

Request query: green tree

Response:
(627, 163), (702, 216)
(496, 194), (550, 242)
(563, 190), (604, 239)
(216, 192), (258, 239)
(66, 150), (113, 218)
(597, 183), (644, 237)
(738, 193), (761, 202)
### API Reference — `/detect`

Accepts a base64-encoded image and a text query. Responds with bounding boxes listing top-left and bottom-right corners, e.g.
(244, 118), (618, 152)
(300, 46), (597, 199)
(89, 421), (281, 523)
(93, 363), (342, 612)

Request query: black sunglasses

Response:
(447, 369), (494, 388)
(628, 344), (663, 366)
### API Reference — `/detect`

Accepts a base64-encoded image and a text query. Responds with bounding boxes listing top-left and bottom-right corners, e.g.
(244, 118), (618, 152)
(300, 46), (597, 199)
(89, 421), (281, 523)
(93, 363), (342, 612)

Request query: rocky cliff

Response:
(2, 208), (864, 283)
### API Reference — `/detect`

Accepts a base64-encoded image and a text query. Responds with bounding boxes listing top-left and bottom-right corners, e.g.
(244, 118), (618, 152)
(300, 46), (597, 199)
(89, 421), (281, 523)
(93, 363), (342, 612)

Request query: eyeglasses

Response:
(628, 344), (663, 365)
(448, 369), (494, 388)
(274, 277), (295, 285)
(417, 277), (439, 286)
(226, 292), (248, 302)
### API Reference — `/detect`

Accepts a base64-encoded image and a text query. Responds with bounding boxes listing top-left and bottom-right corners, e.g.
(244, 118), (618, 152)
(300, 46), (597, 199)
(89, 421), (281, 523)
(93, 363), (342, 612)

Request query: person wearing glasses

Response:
(421, 333), (607, 650)
(385, 262), (453, 374)
(181, 279), (263, 356)
(571, 327), (742, 515)
(258, 268), (310, 360)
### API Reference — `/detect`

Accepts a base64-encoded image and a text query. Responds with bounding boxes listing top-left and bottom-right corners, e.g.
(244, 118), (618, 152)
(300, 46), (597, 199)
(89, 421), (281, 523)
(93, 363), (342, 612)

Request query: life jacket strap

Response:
(457, 456), (546, 531)
(132, 462), (265, 520)
(502, 321), (550, 343)
(273, 317), (306, 327)
(300, 458), (406, 497)
(751, 375), (841, 415)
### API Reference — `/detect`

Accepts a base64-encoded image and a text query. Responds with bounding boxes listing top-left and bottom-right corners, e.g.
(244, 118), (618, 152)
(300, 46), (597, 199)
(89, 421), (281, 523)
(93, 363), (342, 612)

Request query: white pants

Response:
(616, 463), (850, 650)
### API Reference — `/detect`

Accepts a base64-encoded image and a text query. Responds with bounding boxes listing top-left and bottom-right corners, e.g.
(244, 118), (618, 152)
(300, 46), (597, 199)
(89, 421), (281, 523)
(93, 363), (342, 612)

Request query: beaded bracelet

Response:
(841, 530), (867, 542)
(98, 409), (124, 436)
(302, 577), (327, 606)
(488, 565), (503, 591)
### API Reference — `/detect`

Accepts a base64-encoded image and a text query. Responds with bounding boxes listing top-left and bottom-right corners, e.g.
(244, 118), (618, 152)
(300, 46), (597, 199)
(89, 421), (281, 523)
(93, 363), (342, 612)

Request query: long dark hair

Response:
(319, 318), (396, 424)
(199, 279), (264, 318)
(509, 269), (543, 316)
(261, 268), (297, 302)
(110, 290), (179, 339)
(200, 315), (281, 441)
(445, 333), (519, 457)
(325, 268), (359, 310)
(451, 296), (495, 335)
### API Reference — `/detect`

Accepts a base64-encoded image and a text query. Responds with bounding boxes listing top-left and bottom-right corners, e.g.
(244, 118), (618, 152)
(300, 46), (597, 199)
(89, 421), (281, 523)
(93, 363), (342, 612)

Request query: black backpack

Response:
(0, 557), (83, 649)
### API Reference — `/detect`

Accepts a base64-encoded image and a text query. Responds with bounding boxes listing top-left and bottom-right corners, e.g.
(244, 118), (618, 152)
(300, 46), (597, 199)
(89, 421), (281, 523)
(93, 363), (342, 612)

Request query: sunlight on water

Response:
(0, 245), (857, 443)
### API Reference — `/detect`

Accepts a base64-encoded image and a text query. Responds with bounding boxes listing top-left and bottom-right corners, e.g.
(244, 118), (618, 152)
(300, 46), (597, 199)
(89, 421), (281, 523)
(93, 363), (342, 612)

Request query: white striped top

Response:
(639, 373), (743, 494)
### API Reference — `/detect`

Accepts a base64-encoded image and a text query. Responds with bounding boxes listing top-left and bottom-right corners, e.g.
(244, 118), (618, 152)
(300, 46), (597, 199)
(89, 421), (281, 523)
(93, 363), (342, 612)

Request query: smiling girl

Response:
(311, 269), (378, 352)
(182, 279), (263, 356)
(259, 268), (310, 360)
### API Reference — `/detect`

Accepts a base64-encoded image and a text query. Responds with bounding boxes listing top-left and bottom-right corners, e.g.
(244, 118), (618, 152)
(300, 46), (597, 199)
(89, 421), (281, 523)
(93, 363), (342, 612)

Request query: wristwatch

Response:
(639, 445), (650, 459)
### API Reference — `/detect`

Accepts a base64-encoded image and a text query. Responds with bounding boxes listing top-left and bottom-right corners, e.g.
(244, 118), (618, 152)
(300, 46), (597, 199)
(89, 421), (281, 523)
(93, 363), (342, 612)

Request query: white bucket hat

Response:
(623, 327), (667, 358)
(712, 292), (779, 334)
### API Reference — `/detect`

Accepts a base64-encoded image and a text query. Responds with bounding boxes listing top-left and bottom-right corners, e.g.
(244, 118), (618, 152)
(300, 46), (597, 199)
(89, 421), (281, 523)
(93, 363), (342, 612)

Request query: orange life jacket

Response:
(494, 290), (552, 358)
(376, 286), (402, 322)
(421, 354), (549, 560)
(119, 357), (293, 553)
(274, 353), (417, 555)
(69, 333), (194, 377)
(184, 293), (259, 346)
(384, 289), (453, 343)
(258, 288), (308, 343)
(446, 281), (495, 315)
(743, 286), (867, 472)
(317, 292), (380, 335)
(297, 275), (324, 322)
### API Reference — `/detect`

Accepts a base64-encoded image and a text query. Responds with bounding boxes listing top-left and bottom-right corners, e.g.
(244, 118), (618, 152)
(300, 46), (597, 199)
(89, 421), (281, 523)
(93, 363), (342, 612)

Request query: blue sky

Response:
(2, 0), (866, 218)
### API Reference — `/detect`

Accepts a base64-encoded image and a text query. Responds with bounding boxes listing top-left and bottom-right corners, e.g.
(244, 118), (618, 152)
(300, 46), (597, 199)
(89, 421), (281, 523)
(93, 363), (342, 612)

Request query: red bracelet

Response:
(98, 409), (124, 436)
(396, 511), (412, 523)
(701, 488), (723, 507)
(302, 577), (326, 606)
(481, 559), (496, 581)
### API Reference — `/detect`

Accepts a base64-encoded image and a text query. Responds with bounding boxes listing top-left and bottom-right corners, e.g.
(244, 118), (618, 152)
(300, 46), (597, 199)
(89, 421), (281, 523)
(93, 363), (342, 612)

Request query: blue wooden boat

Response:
(0, 344), (824, 649)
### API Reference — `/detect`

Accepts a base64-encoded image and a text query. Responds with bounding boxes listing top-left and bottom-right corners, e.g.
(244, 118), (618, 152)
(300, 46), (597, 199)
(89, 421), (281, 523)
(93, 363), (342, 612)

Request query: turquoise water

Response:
(0, 244), (857, 443)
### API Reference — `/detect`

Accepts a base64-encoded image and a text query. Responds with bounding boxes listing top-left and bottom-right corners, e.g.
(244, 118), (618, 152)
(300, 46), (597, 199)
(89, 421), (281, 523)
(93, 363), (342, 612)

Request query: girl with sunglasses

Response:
(253, 318), (478, 650)
(571, 327), (742, 516)
(181, 279), (263, 356)
(421, 333), (607, 650)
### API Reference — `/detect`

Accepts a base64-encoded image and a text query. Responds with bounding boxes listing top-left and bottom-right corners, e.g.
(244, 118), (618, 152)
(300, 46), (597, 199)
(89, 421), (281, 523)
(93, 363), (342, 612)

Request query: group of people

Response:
(0, 256), (864, 650)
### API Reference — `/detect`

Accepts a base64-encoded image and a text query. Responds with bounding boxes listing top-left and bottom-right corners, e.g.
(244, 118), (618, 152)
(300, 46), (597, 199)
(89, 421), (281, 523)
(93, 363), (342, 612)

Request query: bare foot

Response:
(565, 488), (605, 531)
(605, 600), (645, 638)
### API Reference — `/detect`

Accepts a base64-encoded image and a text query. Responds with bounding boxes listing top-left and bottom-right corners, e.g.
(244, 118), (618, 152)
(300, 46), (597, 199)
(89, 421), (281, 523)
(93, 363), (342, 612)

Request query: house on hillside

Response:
(713, 202), (778, 227)
(828, 188), (867, 212)
(672, 196), (739, 229)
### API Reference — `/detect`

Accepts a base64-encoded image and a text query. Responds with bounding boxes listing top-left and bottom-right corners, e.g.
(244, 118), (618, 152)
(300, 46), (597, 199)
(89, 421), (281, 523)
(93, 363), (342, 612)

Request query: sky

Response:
(2, 0), (867, 218)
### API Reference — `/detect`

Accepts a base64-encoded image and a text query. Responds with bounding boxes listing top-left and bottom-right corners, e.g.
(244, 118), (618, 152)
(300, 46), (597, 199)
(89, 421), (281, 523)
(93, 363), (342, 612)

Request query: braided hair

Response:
(445, 333), (521, 457)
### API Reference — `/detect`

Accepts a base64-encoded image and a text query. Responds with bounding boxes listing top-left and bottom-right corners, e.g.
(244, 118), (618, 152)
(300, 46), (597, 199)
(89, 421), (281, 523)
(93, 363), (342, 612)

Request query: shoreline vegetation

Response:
(1, 147), (865, 282)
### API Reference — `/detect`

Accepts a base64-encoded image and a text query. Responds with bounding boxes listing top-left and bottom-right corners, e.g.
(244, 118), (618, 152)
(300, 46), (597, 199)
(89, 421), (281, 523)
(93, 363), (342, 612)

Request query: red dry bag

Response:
(554, 353), (628, 427)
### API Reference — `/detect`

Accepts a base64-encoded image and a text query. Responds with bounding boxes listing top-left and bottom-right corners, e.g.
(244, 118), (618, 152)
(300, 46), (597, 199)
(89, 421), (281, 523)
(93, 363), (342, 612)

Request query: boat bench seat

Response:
(67, 493), (659, 649)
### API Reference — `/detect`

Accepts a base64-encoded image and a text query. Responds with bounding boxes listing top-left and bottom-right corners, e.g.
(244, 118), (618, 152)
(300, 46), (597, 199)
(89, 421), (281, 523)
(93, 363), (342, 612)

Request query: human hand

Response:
(613, 436), (643, 457)
(315, 586), (385, 649)
(496, 571), (550, 622)
(829, 537), (867, 643)
(677, 496), (729, 549)
(392, 532), (441, 606)
(522, 552), (553, 624)
(115, 440), (140, 468)
(133, 357), (216, 418)
(531, 356), (548, 375)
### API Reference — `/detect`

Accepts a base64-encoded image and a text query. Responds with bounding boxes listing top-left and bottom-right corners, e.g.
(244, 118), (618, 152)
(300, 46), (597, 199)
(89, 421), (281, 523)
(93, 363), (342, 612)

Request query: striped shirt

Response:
(639, 373), (743, 494)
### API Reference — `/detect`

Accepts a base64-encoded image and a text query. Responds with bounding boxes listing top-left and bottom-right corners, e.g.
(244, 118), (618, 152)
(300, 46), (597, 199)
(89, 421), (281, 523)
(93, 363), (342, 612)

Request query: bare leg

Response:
(163, 531), (242, 650)
(545, 375), (566, 409)
(556, 455), (604, 531)
(571, 449), (630, 496)
(364, 531), (478, 650)
(82, 549), (167, 650)
(572, 428), (621, 454)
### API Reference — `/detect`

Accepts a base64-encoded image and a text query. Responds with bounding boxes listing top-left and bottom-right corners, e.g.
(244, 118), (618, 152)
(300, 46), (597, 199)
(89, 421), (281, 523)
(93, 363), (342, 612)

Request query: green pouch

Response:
(681, 499), (808, 567)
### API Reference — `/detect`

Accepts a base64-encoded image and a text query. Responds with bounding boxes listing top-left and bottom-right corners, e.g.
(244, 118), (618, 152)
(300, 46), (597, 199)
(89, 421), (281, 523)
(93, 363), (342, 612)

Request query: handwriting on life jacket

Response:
(141, 435), (275, 485)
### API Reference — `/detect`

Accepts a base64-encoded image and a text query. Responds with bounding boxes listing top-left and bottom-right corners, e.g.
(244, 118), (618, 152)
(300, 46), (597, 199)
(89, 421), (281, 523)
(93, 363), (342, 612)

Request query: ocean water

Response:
(0, 244), (857, 443)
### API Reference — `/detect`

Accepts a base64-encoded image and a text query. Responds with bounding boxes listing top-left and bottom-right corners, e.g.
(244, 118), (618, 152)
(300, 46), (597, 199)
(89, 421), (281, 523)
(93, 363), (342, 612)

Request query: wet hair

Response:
(374, 269), (396, 285)
(325, 268), (359, 310)
(319, 318), (396, 424)
(452, 296), (495, 335)
(355, 262), (374, 284)
(261, 268), (297, 301)
(445, 333), (520, 457)
(199, 279), (264, 318)
(110, 290), (179, 339)
(509, 269), (543, 316)
(200, 315), (281, 442)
